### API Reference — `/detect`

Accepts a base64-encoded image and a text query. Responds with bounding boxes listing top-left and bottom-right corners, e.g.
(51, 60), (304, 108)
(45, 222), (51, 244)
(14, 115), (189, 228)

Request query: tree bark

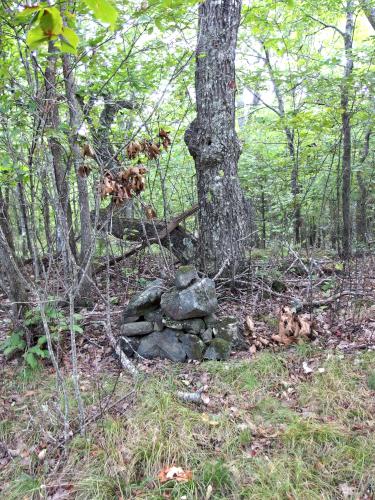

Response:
(45, 43), (77, 263)
(185, 0), (251, 276)
(62, 54), (93, 304)
(362, 0), (375, 29)
(341, 1), (354, 259)
(356, 128), (372, 243)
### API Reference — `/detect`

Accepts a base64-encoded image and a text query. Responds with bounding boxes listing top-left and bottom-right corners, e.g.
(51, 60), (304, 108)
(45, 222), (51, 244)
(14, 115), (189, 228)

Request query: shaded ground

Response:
(1, 252), (375, 499)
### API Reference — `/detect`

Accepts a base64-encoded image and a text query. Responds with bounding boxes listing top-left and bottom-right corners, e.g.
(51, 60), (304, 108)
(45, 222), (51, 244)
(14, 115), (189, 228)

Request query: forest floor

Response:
(1, 251), (375, 499)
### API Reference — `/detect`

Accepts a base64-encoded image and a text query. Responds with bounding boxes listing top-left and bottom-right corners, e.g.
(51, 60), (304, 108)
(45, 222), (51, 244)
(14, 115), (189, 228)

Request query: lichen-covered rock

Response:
(137, 329), (187, 362)
(163, 317), (206, 334)
(174, 265), (199, 290)
(213, 317), (246, 349)
(179, 334), (204, 360)
(161, 278), (217, 320)
(119, 336), (141, 357)
(204, 338), (231, 360)
(121, 321), (154, 336)
(123, 279), (164, 319)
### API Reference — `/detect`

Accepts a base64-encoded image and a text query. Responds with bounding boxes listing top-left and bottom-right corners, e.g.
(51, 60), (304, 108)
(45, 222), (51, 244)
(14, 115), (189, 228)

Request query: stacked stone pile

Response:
(119, 266), (244, 362)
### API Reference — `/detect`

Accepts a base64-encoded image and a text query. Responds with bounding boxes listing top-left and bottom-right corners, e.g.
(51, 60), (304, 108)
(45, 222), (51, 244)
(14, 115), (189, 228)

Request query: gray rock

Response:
(123, 279), (164, 319)
(174, 265), (199, 290)
(179, 334), (204, 360)
(144, 308), (164, 331)
(121, 321), (154, 336)
(161, 278), (218, 320)
(123, 315), (140, 324)
(163, 317), (206, 334)
(201, 327), (213, 344)
(204, 313), (218, 327)
(119, 336), (141, 357)
(204, 338), (231, 361)
(137, 329), (187, 362)
(213, 317), (246, 349)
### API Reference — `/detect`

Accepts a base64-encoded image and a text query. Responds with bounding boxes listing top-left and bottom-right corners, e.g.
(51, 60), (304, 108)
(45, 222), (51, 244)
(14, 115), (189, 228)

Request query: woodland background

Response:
(1, 0), (375, 498)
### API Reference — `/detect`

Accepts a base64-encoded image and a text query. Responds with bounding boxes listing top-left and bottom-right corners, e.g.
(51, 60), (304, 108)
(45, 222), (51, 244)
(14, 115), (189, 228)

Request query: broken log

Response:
(93, 204), (198, 270)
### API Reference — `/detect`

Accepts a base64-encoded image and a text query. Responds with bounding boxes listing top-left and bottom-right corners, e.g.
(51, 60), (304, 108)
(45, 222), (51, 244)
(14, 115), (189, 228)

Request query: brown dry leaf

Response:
(159, 129), (171, 149)
(82, 143), (95, 158)
(245, 315), (254, 334)
(126, 141), (142, 159)
(272, 306), (314, 346)
(249, 344), (257, 355)
(145, 205), (157, 219)
(78, 165), (91, 177)
(158, 466), (193, 483)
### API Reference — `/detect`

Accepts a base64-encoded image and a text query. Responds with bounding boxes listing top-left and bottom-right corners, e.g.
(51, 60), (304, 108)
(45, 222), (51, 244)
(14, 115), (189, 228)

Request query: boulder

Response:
(119, 336), (141, 357)
(213, 317), (246, 349)
(144, 308), (164, 331)
(179, 334), (204, 360)
(161, 278), (217, 320)
(201, 327), (213, 344)
(174, 265), (199, 290)
(204, 338), (231, 361)
(123, 315), (140, 324)
(162, 317), (206, 334)
(137, 329), (187, 362)
(123, 279), (164, 319)
(121, 321), (154, 336)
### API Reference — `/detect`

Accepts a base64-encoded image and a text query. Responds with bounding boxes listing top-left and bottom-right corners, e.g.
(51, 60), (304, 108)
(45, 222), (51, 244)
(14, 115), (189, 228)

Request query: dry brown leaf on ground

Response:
(245, 315), (254, 334)
(272, 306), (314, 345)
(158, 466), (193, 483)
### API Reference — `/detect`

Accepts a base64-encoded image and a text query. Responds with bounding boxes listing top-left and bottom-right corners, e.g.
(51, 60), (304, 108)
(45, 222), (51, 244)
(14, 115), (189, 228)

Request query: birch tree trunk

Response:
(185, 0), (251, 276)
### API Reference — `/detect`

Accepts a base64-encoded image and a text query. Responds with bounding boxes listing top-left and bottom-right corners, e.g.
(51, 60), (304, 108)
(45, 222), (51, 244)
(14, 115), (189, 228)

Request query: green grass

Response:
(1, 350), (375, 499)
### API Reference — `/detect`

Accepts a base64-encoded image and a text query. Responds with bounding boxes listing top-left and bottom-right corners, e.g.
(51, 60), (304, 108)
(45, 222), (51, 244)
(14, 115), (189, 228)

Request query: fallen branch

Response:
(94, 204), (198, 273)
(176, 387), (209, 405)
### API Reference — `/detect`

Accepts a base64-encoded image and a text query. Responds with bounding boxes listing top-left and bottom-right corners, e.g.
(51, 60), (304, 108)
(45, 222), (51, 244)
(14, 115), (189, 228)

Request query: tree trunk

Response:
(62, 54), (93, 304)
(262, 44), (301, 244)
(356, 128), (372, 243)
(185, 0), (251, 276)
(45, 43), (77, 264)
(362, 0), (375, 29)
(341, 1), (354, 259)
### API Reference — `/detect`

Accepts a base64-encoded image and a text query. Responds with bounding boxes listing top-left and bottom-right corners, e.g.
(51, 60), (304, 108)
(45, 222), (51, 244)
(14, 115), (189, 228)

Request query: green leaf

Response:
(82, 0), (118, 28)
(24, 351), (38, 370)
(16, 6), (41, 22)
(60, 26), (79, 54)
(39, 7), (63, 36)
(26, 26), (52, 49)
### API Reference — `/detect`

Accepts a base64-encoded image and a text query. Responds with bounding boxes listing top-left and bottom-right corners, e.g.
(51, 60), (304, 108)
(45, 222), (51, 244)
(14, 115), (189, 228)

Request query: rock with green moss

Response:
(204, 338), (231, 360)
(179, 334), (204, 360)
(174, 265), (199, 290)
(213, 316), (246, 349)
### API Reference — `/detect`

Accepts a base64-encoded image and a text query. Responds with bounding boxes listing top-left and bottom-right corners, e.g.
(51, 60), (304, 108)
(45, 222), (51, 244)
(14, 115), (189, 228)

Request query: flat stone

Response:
(161, 278), (218, 320)
(123, 279), (164, 319)
(121, 321), (154, 336)
(123, 315), (140, 324)
(204, 338), (231, 361)
(137, 329), (187, 362)
(119, 336), (141, 357)
(204, 313), (218, 327)
(179, 334), (204, 360)
(163, 317), (206, 334)
(174, 265), (199, 290)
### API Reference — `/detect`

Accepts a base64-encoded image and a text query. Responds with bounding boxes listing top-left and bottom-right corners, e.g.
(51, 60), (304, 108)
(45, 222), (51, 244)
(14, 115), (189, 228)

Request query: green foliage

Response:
(0, 306), (83, 370)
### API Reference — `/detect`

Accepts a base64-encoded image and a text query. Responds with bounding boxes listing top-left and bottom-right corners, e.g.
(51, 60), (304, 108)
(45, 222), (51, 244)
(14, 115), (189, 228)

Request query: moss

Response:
(204, 338), (231, 360)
